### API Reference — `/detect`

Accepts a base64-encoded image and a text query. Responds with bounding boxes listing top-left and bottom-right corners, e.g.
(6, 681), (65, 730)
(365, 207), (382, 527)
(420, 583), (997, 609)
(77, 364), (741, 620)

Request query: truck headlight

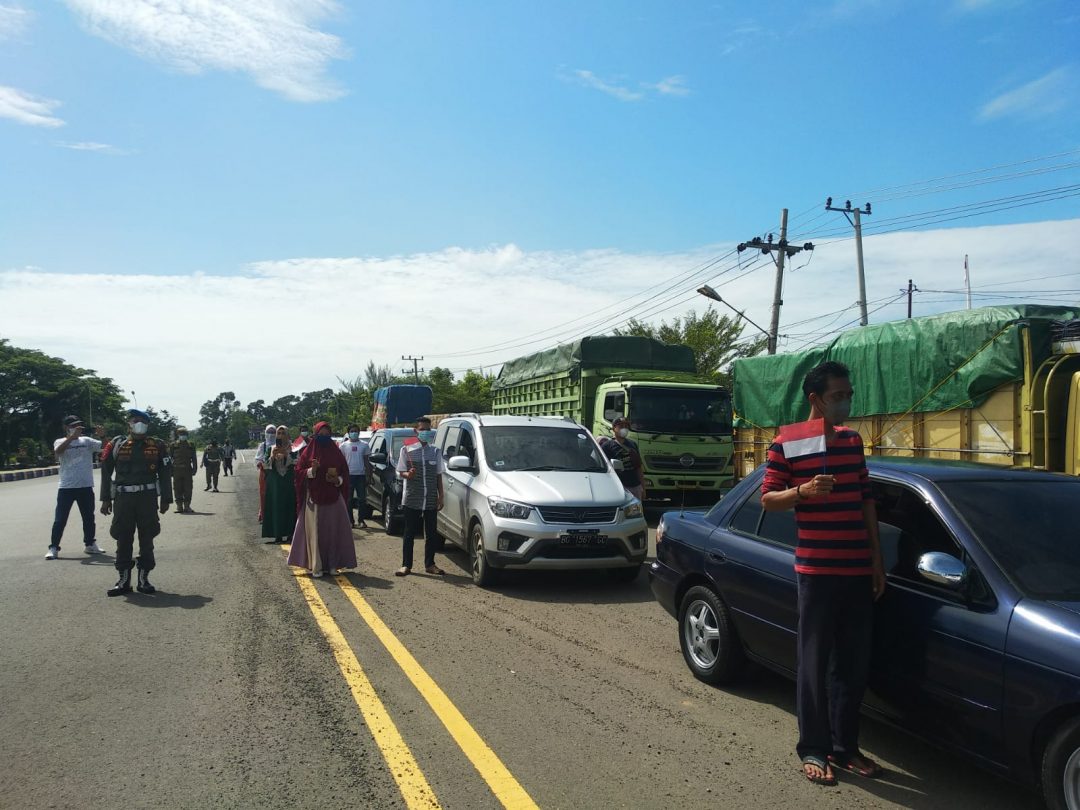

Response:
(622, 500), (643, 519)
(488, 497), (532, 520)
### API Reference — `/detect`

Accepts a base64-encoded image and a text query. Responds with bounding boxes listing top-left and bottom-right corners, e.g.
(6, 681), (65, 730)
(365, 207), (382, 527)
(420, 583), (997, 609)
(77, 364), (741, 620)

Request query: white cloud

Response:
(2, 219), (1077, 426)
(63, 0), (347, 102)
(55, 140), (126, 154)
(979, 67), (1074, 121)
(569, 70), (643, 102)
(565, 70), (691, 102)
(0, 85), (65, 127)
(0, 4), (30, 39)
(647, 75), (691, 97)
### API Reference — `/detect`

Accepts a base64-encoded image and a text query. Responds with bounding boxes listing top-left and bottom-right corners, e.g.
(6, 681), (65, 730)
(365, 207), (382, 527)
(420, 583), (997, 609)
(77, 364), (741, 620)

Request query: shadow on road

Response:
(120, 591), (214, 609)
(339, 570), (394, 591)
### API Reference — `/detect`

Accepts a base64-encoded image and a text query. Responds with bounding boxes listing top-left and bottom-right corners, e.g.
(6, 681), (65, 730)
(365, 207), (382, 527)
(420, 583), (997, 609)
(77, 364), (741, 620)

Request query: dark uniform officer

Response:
(169, 426), (198, 513)
(202, 441), (223, 492)
(100, 409), (172, 597)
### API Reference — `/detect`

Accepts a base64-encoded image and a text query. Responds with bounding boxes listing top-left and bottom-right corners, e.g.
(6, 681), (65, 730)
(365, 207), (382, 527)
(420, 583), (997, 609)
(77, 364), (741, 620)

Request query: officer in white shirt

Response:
(47, 415), (106, 559)
(339, 423), (371, 528)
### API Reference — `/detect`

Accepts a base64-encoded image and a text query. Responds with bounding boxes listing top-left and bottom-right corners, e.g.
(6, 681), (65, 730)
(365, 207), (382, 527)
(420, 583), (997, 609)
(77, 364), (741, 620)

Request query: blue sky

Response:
(1, 1), (1078, 424)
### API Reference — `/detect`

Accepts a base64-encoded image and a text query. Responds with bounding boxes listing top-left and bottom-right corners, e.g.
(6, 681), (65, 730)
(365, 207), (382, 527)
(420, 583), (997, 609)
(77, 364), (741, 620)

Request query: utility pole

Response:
(737, 209), (814, 354)
(401, 355), (424, 385)
(825, 198), (872, 326)
(964, 254), (972, 310)
(902, 279), (919, 318)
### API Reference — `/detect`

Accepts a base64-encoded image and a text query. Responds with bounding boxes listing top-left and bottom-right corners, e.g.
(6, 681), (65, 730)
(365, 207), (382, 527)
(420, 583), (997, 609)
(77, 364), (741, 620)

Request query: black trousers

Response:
(348, 474), (366, 522)
(401, 506), (438, 569)
(51, 487), (96, 549)
(795, 573), (874, 762)
(205, 463), (220, 490)
(223, 458), (234, 475)
(110, 491), (160, 571)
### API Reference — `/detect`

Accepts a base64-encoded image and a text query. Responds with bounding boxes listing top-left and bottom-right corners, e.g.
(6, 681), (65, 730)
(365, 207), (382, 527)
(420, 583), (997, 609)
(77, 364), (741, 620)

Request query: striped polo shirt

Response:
(761, 426), (873, 576)
(396, 442), (445, 511)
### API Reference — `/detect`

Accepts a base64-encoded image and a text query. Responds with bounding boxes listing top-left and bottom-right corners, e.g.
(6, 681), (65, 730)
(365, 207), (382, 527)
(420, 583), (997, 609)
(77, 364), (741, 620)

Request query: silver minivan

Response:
(433, 414), (648, 586)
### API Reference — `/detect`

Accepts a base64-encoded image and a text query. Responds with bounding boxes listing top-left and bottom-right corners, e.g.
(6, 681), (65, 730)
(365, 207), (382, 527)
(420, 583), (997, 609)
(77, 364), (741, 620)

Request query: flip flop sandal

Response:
(828, 754), (883, 778)
(801, 756), (838, 786)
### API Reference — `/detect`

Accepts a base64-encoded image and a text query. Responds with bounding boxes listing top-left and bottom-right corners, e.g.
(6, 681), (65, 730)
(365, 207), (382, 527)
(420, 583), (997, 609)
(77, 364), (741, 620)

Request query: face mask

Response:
(417, 429), (436, 443)
(822, 399), (851, 424)
(266, 433), (275, 444)
(617, 428), (630, 439)
(131, 422), (149, 435)
(348, 431), (359, 441)
(178, 434), (188, 441)
(315, 434), (333, 444)
(301, 431), (310, 438)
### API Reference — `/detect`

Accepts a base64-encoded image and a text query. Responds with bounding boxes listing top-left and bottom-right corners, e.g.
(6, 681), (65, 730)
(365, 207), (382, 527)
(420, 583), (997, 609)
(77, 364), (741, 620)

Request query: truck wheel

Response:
(1041, 715), (1080, 810)
(470, 523), (498, 587)
(678, 585), (744, 685)
(607, 564), (642, 584)
(382, 496), (402, 536)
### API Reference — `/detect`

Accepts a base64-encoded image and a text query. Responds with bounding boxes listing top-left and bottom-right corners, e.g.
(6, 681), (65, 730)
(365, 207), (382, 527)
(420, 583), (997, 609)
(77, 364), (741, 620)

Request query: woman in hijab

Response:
(287, 421), (357, 576)
(261, 425), (297, 545)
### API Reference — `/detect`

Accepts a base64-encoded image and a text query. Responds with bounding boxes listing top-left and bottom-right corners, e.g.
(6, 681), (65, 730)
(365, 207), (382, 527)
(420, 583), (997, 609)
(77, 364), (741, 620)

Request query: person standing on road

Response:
(46, 415), (107, 560)
(599, 416), (646, 501)
(394, 417), (445, 577)
(287, 422), (356, 577)
(202, 440), (223, 492)
(100, 409), (172, 597)
(339, 423), (370, 529)
(169, 427), (198, 513)
(222, 440), (236, 476)
(261, 425), (297, 545)
(255, 423), (276, 522)
(760, 361), (886, 786)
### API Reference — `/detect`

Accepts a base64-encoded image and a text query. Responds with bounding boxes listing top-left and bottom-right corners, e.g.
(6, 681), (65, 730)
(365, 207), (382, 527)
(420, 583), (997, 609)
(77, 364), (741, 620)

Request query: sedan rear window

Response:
(940, 480), (1080, 601)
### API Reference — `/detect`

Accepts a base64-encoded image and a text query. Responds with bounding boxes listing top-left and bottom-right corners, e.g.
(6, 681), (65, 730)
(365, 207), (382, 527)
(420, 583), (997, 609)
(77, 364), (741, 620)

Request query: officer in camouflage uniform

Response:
(100, 409), (173, 597)
(202, 440), (223, 492)
(169, 426), (198, 513)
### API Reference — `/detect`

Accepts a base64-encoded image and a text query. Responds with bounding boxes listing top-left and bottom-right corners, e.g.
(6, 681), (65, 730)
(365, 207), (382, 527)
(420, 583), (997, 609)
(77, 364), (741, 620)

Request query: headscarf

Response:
(263, 423), (276, 448)
(295, 421), (348, 508)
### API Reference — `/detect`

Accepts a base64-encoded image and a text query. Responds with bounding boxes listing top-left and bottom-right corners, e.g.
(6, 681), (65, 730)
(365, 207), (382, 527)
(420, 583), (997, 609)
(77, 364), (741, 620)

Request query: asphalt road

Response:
(0, 453), (1043, 809)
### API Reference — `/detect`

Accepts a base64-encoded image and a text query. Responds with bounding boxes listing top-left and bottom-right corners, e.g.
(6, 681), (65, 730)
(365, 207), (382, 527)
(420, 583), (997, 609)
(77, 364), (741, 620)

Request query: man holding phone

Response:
(394, 417), (445, 577)
(47, 415), (107, 560)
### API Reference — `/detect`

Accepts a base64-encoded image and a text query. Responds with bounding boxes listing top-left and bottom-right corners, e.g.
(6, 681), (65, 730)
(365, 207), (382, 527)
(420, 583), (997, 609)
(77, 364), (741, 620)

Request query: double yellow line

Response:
(291, 561), (538, 810)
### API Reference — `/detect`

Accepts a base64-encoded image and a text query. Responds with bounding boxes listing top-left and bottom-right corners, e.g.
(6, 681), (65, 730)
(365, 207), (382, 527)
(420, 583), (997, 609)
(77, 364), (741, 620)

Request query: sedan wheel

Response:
(382, 496), (402, 536)
(470, 523), (498, 587)
(678, 585), (743, 685)
(1043, 716), (1080, 810)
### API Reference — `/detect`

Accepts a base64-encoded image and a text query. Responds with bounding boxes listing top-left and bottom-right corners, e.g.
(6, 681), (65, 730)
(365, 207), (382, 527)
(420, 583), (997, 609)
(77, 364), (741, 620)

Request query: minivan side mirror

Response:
(610, 459), (625, 472)
(917, 551), (967, 589)
(447, 455), (474, 472)
(369, 452), (387, 464)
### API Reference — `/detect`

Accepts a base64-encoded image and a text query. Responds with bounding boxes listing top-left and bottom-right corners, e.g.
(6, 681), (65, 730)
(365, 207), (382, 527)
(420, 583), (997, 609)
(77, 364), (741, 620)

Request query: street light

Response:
(79, 374), (94, 425)
(696, 285), (771, 338)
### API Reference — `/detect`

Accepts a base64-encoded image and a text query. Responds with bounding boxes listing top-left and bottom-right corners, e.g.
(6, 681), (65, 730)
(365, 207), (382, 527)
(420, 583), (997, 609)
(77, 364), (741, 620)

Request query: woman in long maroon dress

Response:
(287, 422), (357, 577)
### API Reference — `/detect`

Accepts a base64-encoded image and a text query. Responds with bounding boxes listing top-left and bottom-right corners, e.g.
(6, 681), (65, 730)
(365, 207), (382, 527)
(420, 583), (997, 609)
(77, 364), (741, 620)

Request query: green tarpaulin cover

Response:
(733, 305), (1079, 427)
(494, 336), (697, 390)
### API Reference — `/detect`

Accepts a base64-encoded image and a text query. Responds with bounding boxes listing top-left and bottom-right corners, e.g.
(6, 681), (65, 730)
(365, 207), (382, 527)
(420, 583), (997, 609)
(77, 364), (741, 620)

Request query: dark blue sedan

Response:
(649, 458), (1080, 809)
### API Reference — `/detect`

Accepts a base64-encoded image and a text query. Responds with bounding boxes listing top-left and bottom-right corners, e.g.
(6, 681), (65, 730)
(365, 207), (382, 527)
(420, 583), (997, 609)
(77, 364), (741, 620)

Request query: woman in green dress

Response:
(261, 425), (297, 544)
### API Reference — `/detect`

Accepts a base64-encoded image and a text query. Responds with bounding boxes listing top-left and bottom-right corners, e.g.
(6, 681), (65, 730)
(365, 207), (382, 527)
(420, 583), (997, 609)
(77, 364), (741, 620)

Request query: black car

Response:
(364, 428), (420, 535)
(649, 458), (1080, 810)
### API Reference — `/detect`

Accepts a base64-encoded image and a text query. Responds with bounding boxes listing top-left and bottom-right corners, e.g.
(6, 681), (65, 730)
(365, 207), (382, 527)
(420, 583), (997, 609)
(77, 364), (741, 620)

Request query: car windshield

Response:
(628, 387), (732, 435)
(479, 426), (607, 472)
(389, 435), (411, 458)
(940, 480), (1080, 601)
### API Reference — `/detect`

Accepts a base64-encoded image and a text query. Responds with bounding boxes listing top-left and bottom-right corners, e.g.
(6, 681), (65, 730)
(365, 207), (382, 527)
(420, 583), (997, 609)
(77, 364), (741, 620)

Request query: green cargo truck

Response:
(491, 336), (735, 500)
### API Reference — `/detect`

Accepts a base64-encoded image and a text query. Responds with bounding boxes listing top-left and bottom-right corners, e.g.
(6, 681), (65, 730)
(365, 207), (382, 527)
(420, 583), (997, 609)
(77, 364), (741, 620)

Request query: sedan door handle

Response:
(706, 550), (727, 563)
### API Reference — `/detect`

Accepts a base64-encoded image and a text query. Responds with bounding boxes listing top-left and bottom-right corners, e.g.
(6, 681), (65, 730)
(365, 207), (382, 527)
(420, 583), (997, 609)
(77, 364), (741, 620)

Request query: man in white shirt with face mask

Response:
(46, 415), (107, 560)
(339, 423), (370, 528)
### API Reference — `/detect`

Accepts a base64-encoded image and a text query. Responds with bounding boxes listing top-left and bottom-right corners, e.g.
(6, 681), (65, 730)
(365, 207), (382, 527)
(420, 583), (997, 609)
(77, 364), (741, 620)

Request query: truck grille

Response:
(645, 454), (726, 471)
(537, 507), (618, 524)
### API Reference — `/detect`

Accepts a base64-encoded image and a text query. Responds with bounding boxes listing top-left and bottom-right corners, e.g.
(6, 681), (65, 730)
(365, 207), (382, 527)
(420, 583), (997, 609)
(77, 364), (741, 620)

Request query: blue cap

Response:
(127, 408), (151, 421)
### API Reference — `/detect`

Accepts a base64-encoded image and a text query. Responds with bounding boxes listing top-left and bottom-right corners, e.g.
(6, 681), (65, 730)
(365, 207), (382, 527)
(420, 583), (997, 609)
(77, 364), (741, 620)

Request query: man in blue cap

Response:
(99, 409), (173, 597)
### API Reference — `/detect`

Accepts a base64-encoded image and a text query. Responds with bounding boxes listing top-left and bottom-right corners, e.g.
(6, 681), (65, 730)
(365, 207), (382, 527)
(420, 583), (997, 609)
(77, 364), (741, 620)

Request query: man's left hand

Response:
(160, 501), (170, 514)
(437, 496), (444, 512)
(872, 565), (887, 600)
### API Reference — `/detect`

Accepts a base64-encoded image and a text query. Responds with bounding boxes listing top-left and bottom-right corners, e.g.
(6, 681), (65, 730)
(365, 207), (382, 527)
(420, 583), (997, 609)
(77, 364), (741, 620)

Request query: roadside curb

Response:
(0, 463), (101, 483)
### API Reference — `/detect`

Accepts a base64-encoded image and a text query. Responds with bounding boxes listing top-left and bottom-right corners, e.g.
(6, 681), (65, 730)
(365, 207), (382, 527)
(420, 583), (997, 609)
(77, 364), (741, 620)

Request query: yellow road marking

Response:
(335, 575), (540, 810)
(292, 573), (441, 809)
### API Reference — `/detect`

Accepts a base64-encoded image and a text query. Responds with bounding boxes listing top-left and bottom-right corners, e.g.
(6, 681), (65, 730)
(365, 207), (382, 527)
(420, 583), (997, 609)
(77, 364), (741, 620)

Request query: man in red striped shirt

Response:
(761, 361), (885, 786)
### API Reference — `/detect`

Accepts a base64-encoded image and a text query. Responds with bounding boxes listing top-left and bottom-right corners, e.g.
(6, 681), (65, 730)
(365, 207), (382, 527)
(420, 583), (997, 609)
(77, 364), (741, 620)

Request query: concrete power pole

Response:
(826, 198), (873, 326)
(401, 355), (424, 385)
(903, 279), (919, 318)
(737, 209), (813, 355)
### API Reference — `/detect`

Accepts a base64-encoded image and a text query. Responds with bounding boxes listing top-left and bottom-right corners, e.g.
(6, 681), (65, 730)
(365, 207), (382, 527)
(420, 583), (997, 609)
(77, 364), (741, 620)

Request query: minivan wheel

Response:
(470, 523), (498, 587)
(678, 585), (744, 685)
(1041, 715), (1080, 810)
(382, 496), (402, 536)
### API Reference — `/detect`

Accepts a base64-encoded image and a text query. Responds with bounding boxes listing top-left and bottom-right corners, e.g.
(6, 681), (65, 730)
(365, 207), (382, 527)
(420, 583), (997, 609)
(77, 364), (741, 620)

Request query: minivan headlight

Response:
(488, 497), (533, 520)
(622, 500), (643, 519)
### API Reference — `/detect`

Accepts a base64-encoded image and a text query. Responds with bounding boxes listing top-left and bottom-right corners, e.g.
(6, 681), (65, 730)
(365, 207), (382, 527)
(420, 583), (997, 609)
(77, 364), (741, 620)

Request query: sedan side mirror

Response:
(369, 452), (387, 464)
(917, 551), (967, 590)
(447, 455), (474, 472)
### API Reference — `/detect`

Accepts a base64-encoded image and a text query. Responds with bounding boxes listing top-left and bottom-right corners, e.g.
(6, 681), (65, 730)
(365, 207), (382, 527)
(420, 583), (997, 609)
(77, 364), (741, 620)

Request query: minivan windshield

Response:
(479, 426), (607, 472)
(940, 480), (1080, 601)
(628, 387), (732, 435)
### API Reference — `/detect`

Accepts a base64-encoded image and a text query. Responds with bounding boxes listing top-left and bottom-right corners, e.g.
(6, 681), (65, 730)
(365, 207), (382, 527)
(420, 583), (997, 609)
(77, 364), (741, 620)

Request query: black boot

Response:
(107, 564), (134, 597)
(136, 567), (156, 594)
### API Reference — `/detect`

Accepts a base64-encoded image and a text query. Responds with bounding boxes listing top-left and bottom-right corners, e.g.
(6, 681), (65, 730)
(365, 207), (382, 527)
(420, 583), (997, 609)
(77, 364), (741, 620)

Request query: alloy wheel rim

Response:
(1065, 745), (1080, 810)
(683, 599), (720, 669)
(472, 532), (483, 578)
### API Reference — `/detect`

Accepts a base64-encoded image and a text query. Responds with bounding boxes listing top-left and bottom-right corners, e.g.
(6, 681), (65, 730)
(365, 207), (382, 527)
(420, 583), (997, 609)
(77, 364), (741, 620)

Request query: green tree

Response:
(226, 410), (256, 448)
(363, 361), (395, 390)
(198, 391), (241, 444)
(614, 307), (767, 387)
